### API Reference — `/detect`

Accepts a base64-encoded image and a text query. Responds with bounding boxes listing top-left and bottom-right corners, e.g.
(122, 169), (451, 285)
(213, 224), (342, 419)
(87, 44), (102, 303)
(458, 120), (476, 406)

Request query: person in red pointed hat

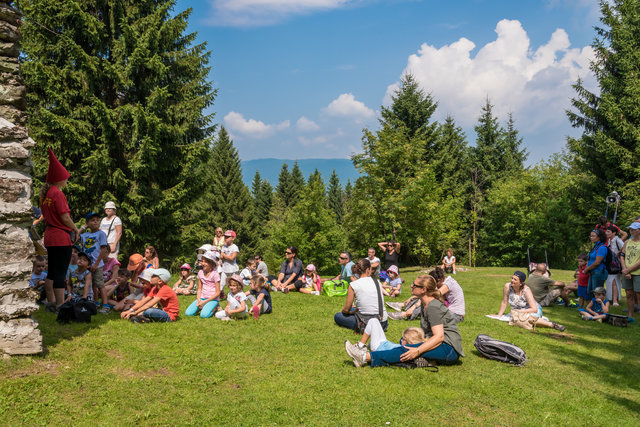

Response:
(39, 147), (80, 311)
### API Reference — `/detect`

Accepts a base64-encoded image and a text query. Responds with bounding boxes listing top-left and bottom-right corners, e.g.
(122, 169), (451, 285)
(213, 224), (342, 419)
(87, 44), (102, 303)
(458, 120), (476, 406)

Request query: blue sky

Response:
(175, 0), (601, 164)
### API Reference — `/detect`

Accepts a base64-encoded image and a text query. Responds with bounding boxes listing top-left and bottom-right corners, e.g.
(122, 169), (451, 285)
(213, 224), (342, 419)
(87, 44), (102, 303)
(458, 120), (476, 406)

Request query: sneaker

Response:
(219, 315), (232, 321)
(344, 340), (367, 367)
(413, 357), (435, 368)
(613, 302), (620, 307)
(251, 305), (260, 319)
(270, 285), (278, 292)
(282, 287), (289, 294)
(130, 315), (150, 324)
(310, 290), (320, 296)
(555, 298), (565, 306)
(581, 314), (591, 321)
(565, 301), (579, 308)
(388, 312), (404, 320)
(45, 302), (57, 313)
(98, 305), (111, 314)
(385, 301), (404, 311)
(551, 322), (566, 332)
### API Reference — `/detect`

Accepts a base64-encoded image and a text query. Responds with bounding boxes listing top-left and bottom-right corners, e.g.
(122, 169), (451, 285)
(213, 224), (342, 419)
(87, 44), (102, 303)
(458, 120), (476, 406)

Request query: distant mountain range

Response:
(241, 158), (362, 187)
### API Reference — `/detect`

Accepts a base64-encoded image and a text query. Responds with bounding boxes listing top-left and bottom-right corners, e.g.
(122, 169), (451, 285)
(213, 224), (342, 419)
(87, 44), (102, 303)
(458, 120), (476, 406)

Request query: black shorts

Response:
(46, 245), (73, 289)
(294, 279), (305, 290)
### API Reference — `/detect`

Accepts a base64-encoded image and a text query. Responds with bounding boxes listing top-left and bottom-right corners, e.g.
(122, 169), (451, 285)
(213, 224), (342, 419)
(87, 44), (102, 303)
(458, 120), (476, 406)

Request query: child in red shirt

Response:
(121, 268), (179, 323)
(577, 253), (589, 308)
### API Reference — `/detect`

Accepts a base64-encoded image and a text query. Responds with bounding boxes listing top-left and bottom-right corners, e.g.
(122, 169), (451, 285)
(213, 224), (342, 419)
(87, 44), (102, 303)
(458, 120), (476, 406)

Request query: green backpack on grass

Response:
(322, 279), (349, 297)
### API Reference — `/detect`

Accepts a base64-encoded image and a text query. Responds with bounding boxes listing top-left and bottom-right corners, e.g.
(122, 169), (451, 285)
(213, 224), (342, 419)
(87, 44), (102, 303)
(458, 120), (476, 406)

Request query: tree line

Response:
(22, 0), (640, 273)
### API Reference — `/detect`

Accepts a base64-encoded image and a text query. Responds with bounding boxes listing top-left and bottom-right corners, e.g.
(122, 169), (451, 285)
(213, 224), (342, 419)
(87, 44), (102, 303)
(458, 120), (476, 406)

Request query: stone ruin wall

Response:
(0, 0), (43, 355)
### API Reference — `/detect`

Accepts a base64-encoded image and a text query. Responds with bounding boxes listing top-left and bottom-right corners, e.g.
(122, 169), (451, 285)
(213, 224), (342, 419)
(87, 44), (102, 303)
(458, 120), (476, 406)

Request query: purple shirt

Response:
(443, 276), (465, 317)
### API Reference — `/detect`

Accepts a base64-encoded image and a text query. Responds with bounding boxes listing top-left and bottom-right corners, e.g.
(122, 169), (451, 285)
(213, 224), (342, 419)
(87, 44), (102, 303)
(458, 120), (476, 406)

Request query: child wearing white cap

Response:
(122, 268), (179, 323)
(185, 251), (221, 318)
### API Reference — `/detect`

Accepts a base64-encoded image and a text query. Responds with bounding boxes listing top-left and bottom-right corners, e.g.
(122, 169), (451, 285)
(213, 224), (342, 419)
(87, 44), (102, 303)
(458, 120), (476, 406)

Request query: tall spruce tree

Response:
(472, 98), (503, 192)
(567, 0), (640, 214)
(503, 113), (528, 172)
(289, 161), (305, 204)
(22, 0), (215, 259)
(206, 127), (257, 255)
(432, 115), (469, 194)
(327, 170), (344, 223)
(275, 163), (293, 206)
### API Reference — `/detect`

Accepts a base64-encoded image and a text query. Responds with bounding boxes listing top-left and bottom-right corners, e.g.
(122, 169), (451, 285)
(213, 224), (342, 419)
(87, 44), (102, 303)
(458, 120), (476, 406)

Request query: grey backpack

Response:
(473, 334), (528, 366)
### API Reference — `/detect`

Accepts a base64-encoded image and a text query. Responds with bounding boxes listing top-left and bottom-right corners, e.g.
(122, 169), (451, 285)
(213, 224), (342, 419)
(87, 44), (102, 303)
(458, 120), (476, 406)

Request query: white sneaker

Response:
(344, 340), (367, 367)
(219, 316), (232, 321)
(311, 291), (320, 296)
(385, 301), (404, 311)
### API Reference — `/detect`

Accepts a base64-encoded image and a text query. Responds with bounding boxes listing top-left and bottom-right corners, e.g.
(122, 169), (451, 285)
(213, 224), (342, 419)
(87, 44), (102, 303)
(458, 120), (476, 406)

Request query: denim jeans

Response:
(143, 308), (172, 322)
(185, 298), (219, 318)
(588, 269), (608, 300)
(369, 342), (459, 367)
(334, 312), (388, 332)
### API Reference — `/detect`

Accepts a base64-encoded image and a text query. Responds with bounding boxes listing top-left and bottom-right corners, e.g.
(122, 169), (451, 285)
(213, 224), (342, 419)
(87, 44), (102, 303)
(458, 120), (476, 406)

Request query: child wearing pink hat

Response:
(173, 263), (196, 295)
(382, 265), (403, 298)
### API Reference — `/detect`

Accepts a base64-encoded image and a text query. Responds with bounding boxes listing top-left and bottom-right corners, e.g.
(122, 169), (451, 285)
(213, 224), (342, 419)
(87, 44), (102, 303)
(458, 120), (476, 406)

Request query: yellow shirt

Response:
(625, 239), (640, 275)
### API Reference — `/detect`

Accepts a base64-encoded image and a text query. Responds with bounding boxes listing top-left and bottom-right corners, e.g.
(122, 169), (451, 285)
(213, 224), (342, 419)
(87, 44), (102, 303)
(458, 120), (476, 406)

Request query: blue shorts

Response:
(577, 286), (588, 299)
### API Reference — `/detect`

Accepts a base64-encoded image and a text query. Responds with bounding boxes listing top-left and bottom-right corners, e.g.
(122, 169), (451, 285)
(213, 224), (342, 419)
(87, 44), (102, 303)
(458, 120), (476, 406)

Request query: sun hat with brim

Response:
(149, 268), (171, 284)
(138, 269), (154, 282)
(628, 222), (640, 230)
(197, 244), (214, 253)
(104, 201), (116, 210)
(224, 230), (236, 238)
(387, 265), (399, 275)
(202, 250), (220, 262)
(305, 264), (316, 272)
(127, 253), (144, 271)
(180, 263), (191, 270)
(228, 274), (244, 286)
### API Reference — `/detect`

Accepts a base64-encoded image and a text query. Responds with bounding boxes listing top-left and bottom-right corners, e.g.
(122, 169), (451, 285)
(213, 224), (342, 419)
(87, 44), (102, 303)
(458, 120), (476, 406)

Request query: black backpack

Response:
(56, 299), (97, 324)
(604, 244), (622, 274)
(473, 334), (528, 366)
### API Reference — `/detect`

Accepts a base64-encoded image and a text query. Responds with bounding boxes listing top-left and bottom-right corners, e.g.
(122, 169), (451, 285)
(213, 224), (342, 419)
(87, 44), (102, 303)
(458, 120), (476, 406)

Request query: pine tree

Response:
(472, 98), (503, 192)
(567, 0), (640, 194)
(276, 163), (292, 206)
(22, 0), (215, 259)
(327, 170), (344, 223)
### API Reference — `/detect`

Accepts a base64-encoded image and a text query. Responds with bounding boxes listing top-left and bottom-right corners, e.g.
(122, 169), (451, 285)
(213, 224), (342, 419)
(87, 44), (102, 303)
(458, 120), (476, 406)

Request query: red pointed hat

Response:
(45, 147), (70, 183)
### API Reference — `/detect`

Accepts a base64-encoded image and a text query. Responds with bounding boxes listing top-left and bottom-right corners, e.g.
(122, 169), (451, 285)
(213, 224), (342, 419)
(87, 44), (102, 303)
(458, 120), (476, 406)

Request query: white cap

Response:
(138, 269), (154, 282)
(149, 268), (171, 284)
(104, 201), (117, 210)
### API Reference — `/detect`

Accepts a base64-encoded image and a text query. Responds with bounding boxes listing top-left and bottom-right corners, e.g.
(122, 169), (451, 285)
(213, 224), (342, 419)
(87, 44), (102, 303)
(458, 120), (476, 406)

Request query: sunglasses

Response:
(285, 251), (293, 255)
(339, 256), (348, 260)
(411, 283), (425, 289)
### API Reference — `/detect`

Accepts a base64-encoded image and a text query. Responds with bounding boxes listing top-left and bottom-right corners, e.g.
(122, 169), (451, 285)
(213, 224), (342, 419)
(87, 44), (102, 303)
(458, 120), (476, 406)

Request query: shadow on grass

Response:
(603, 393), (640, 415)
(33, 305), (114, 355)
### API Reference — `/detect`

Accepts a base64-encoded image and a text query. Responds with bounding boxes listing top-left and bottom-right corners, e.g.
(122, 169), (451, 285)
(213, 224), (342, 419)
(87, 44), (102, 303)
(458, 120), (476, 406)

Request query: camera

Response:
(606, 191), (620, 204)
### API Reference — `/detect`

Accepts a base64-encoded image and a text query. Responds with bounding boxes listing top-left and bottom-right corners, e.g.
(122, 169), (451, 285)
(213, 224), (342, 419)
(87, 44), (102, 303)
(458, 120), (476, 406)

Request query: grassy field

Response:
(1, 266), (639, 426)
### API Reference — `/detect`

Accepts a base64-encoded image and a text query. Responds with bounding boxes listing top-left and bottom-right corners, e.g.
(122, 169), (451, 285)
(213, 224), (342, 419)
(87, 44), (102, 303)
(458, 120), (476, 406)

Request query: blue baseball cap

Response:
(629, 222), (640, 230)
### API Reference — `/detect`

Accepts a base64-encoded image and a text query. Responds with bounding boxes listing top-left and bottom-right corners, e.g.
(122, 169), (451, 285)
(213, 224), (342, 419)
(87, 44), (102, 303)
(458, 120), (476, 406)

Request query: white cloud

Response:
(206, 0), (356, 27)
(325, 93), (376, 122)
(224, 111), (290, 139)
(298, 128), (344, 146)
(296, 116), (320, 132)
(386, 19), (596, 133)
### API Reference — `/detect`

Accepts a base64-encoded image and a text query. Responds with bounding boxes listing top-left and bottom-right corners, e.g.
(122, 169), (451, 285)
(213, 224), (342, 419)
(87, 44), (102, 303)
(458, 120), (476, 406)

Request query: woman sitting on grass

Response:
(334, 258), (388, 332)
(345, 275), (464, 367)
(493, 271), (566, 331)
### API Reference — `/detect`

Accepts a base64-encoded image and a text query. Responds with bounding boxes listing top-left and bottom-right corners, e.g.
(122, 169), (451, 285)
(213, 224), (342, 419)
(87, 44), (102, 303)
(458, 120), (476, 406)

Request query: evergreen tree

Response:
(22, 0), (215, 259)
(502, 113), (528, 172)
(275, 163), (293, 206)
(472, 98), (504, 192)
(432, 115), (470, 194)
(567, 0), (640, 198)
(327, 170), (344, 223)
(290, 161), (305, 204)
(250, 171), (272, 238)
(202, 127), (257, 255)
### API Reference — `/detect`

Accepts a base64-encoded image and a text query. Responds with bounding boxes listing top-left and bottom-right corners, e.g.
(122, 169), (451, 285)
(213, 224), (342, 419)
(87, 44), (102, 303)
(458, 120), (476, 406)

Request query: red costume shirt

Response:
(41, 185), (72, 247)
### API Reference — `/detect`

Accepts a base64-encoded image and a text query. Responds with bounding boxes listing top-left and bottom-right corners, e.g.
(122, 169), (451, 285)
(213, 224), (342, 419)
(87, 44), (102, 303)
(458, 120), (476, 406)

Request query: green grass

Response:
(1, 267), (639, 426)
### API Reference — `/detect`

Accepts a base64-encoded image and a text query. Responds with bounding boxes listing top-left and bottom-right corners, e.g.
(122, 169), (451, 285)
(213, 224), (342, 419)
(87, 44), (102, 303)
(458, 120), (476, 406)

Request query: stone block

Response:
(0, 20), (19, 43)
(0, 3), (20, 27)
(0, 318), (42, 355)
(0, 104), (25, 124)
(0, 258), (31, 284)
(0, 224), (32, 265)
(0, 41), (17, 56)
(0, 290), (38, 320)
(0, 169), (30, 202)
(0, 82), (25, 107)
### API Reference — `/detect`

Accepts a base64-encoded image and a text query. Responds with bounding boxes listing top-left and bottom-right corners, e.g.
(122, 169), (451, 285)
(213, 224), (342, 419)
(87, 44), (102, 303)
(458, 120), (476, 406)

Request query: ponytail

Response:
(351, 258), (371, 276)
(415, 275), (444, 303)
(39, 182), (52, 207)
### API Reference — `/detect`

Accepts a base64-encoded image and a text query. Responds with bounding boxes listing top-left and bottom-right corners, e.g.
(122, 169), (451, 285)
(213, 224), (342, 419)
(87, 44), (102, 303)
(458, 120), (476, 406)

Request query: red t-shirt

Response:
(41, 185), (72, 247)
(154, 285), (179, 321)
(577, 265), (589, 287)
